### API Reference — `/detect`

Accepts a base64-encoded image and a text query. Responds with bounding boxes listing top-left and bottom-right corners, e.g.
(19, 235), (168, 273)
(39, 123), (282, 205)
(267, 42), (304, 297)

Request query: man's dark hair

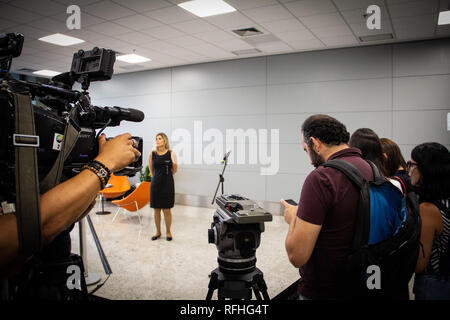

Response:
(301, 114), (350, 148)
(349, 128), (388, 176)
(411, 142), (450, 202)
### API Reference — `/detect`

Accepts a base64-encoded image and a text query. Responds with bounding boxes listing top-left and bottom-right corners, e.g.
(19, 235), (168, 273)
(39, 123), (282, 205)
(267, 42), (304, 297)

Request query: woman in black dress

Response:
(149, 133), (177, 241)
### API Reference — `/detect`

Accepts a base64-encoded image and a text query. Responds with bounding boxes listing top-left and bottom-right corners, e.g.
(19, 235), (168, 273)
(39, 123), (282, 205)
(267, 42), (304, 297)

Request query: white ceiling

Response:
(1, 0), (450, 76)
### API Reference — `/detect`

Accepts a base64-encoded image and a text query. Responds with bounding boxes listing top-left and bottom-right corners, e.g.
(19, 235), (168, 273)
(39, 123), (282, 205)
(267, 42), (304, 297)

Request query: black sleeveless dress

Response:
(150, 150), (175, 209)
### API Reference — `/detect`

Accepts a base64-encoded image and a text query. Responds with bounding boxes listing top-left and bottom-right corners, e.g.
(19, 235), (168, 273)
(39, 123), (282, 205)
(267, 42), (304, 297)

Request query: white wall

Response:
(88, 38), (450, 204)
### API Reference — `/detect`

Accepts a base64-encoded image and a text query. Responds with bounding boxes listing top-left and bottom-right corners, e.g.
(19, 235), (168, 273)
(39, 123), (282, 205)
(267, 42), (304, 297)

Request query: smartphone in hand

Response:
(285, 199), (298, 206)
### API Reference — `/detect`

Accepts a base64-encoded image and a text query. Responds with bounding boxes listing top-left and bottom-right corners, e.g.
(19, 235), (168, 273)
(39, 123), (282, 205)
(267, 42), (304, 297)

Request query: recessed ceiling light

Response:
(117, 53), (151, 64)
(38, 33), (85, 46)
(438, 10), (450, 25)
(33, 70), (61, 77)
(178, 0), (236, 17)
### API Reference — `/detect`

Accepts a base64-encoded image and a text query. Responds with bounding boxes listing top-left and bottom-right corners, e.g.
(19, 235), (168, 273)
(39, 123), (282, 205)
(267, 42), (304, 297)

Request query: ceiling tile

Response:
(113, 31), (159, 46)
(333, 0), (385, 11)
(349, 20), (394, 36)
(51, 11), (106, 27)
(214, 38), (254, 51)
(194, 29), (236, 43)
(87, 21), (133, 36)
(243, 4), (295, 23)
(111, 0), (173, 12)
(0, 17), (19, 29)
(165, 35), (207, 47)
(27, 17), (68, 33)
(64, 28), (108, 42)
(311, 24), (354, 38)
(112, 14), (163, 31)
(143, 5), (197, 24)
(141, 25), (185, 40)
(340, 5), (389, 25)
(392, 14), (437, 39)
(9, 0), (67, 16)
(275, 29), (318, 42)
(52, 0), (100, 6)
(284, 0), (337, 17)
(204, 11), (255, 29)
(139, 39), (179, 51)
(187, 43), (235, 58)
(388, 0), (439, 19)
(300, 12), (347, 29)
(288, 37), (326, 51)
(226, 0), (278, 10)
(259, 18), (306, 34)
(172, 19), (218, 34)
(319, 34), (359, 47)
(84, 1), (136, 20)
(4, 24), (49, 40)
(0, 4), (42, 24)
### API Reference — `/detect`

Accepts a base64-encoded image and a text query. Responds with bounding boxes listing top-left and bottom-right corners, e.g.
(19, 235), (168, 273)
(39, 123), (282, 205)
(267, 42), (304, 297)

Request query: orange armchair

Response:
(111, 182), (150, 236)
(100, 174), (131, 199)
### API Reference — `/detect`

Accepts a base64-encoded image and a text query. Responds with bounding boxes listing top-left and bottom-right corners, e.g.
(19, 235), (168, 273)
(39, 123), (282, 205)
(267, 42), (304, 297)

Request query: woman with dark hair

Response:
(380, 138), (413, 194)
(409, 142), (450, 300)
(349, 128), (388, 176)
(349, 128), (403, 192)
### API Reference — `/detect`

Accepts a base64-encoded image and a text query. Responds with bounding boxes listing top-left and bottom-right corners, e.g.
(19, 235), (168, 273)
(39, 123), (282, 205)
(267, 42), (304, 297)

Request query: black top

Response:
(150, 150), (174, 209)
(391, 169), (413, 195)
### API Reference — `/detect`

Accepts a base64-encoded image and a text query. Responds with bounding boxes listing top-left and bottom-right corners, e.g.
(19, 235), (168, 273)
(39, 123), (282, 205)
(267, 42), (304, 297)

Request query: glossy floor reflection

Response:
(70, 200), (299, 300)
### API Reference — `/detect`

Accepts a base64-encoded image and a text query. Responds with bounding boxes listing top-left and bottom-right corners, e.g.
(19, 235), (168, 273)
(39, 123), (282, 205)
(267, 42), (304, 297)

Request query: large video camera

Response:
(208, 194), (272, 274)
(0, 33), (144, 201)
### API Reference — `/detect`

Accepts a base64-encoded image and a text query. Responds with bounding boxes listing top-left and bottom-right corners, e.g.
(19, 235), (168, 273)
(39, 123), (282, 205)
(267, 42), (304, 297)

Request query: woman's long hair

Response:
(380, 138), (407, 177)
(349, 128), (388, 176)
(411, 142), (450, 202)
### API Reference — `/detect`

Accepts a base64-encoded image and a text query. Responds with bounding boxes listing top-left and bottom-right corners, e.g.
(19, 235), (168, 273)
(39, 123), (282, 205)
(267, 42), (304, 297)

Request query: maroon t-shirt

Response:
(296, 147), (373, 299)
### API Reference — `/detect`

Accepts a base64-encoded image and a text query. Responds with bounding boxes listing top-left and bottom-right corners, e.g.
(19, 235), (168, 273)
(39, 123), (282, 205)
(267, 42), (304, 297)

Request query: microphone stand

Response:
(211, 151), (231, 205)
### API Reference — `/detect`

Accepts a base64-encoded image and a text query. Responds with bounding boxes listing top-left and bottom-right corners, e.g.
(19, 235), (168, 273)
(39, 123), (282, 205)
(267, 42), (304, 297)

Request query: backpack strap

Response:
(392, 175), (407, 195)
(322, 159), (371, 248)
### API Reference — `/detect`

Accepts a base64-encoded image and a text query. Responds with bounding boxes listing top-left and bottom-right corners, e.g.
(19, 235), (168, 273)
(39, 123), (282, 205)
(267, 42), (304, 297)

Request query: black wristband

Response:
(92, 159), (112, 177)
(82, 161), (111, 189)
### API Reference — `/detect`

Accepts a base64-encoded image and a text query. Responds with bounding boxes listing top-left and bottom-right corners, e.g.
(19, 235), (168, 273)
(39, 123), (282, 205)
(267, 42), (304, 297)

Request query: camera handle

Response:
(211, 151), (231, 205)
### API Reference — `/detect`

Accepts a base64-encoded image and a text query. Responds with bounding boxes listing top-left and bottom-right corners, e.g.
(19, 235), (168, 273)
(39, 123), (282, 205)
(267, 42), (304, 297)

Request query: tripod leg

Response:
(254, 274), (270, 300)
(206, 272), (218, 300)
(252, 286), (263, 300)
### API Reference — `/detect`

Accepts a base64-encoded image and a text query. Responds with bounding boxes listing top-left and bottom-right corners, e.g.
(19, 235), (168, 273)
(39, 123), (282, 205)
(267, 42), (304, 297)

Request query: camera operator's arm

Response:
(0, 133), (140, 275)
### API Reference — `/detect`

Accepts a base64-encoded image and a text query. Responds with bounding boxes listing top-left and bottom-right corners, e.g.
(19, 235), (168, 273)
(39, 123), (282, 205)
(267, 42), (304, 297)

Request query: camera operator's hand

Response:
(95, 133), (141, 172)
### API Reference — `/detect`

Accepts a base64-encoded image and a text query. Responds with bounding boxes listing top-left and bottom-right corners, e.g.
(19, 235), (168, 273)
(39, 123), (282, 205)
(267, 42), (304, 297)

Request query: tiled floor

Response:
(70, 200), (299, 300)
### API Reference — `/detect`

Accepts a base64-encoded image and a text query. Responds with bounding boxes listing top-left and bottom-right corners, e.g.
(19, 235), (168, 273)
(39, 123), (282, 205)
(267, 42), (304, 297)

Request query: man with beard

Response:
(281, 114), (374, 300)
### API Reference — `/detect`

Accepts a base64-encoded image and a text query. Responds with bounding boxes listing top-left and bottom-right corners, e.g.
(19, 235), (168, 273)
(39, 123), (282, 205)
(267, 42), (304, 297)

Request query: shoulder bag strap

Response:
(12, 92), (42, 257)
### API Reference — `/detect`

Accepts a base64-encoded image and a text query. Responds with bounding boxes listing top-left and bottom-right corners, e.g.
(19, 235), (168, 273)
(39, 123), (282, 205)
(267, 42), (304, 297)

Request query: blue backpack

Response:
(323, 159), (421, 298)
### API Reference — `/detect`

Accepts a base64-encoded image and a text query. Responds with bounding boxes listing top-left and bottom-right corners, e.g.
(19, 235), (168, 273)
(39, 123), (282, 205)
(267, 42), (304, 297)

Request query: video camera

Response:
(0, 33), (144, 202)
(208, 194), (272, 274)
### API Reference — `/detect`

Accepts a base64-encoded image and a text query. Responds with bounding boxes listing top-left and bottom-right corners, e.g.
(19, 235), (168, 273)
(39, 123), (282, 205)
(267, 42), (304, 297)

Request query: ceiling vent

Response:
(231, 48), (262, 56)
(359, 33), (394, 42)
(232, 27), (263, 37)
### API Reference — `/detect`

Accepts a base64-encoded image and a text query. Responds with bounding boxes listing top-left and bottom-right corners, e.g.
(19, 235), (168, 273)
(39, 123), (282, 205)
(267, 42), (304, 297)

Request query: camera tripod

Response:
(206, 267), (270, 300)
(211, 151), (231, 205)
